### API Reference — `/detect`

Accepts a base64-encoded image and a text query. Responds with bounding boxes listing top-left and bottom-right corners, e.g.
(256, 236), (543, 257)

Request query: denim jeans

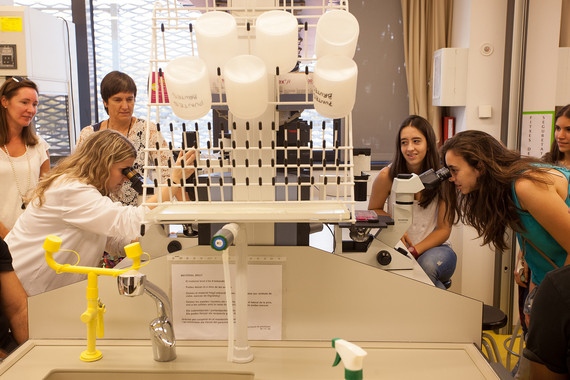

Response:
(416, 244), (457, 289)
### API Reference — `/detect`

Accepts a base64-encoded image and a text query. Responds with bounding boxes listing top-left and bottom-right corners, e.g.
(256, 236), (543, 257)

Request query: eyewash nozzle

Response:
(332, 338), (367, 380)
(211, 223), (240, 251)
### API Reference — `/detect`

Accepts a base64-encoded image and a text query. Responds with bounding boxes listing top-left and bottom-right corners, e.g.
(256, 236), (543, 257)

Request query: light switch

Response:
(478, 105), (492, 119)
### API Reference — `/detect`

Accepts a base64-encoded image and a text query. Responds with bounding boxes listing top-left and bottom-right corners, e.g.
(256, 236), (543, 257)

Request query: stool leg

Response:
(481, 338), (494, 362)
(482, 332), (502, 364)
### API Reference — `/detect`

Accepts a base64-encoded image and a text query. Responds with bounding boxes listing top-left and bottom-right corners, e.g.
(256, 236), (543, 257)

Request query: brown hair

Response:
(388, 115), (442, 208)
(0, 77), (40, 146)
(543, 104), (570, 164)
(440, 130), (550, 251)
(100, 71), (137, 115)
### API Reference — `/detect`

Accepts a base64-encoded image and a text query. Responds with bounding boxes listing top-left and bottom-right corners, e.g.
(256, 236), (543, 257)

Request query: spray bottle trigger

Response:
(332, 337), (342, 366)
(333, 352), (342, 367)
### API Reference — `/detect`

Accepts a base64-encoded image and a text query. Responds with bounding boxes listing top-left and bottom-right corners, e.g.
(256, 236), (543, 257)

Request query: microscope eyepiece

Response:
(122, 167), (144, 195)
(418, 167), (451, 189)
(434, 166), (451, 181)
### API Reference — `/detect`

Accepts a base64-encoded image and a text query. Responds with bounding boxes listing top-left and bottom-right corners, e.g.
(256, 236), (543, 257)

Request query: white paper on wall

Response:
(521, 111), (554, 158)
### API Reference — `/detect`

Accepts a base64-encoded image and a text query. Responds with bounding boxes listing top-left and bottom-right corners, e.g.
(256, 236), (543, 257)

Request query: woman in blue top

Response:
(440, 130), (570, 378)
(441, 130), (569, 283)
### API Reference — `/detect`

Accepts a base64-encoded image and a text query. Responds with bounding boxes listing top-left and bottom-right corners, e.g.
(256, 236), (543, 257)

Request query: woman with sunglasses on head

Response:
(5, 129), (195, 296)
(0, 77), (50, 239)
(77, 71), (171, 206)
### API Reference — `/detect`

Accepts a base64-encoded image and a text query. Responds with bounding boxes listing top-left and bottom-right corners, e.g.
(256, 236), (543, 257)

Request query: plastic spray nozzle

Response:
(332, 338), (367, 380)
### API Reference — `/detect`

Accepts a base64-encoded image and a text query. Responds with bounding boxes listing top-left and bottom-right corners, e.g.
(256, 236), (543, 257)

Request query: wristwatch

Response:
(408, 246), (419, 259)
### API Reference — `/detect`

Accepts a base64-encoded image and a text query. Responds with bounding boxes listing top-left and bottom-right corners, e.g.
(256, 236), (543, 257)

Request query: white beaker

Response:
(223, 54), (269, 120)
(312, 54), (358, 119)
(164, 56), (212, 120)
(255, 10), (299, 75)
(315, 9), (360, 59)
(195, 11), (238, 81)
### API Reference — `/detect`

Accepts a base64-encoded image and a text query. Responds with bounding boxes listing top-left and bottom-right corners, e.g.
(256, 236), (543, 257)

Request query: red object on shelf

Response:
(150, 70), (169, 104)
(442, 116), (455, 142)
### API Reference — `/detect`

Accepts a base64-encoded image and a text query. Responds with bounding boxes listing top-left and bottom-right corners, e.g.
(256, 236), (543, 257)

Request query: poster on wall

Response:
(520, 111), (555, 159)
(171, 262), (283, 340)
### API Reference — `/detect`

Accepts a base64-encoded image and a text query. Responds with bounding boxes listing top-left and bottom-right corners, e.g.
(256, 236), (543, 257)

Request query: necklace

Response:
(108, 117), (134, 137)
(2, 144), (31, 210)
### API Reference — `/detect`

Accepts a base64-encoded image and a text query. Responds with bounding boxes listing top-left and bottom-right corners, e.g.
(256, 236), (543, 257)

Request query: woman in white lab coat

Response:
(5, 129), (195, 296)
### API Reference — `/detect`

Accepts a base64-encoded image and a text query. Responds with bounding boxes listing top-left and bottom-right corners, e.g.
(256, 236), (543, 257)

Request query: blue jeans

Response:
(416, 245), (457, 289)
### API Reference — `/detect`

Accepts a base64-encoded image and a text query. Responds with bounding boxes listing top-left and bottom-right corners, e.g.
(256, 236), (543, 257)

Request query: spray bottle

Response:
(332, 338), (367, 380)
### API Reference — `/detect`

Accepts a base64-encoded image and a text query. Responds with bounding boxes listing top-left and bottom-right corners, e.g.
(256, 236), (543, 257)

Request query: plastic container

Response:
(312, 54), (358, 119)
(315, 10), (360, 59)
(255, 10), (299, 74)
(195, 11), (238, 80)
(223, 54), (269, 120)
(164, 56), (212, 120)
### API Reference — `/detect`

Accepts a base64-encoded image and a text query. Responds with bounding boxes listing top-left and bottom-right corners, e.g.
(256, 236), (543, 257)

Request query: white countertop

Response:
(0, 340), (499, 379)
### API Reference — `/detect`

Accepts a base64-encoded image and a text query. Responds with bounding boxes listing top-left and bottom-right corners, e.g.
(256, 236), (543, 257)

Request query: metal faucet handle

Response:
(117, 270), (147, 297)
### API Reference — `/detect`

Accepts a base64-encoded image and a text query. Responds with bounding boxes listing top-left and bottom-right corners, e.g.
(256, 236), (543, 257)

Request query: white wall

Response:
(446, 0), (509, 305)
(446, 0), (563, 308)
(523, 0), (562, 111)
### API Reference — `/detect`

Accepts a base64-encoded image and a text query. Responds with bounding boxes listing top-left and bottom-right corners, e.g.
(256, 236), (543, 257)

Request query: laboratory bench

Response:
(0, 339), (499, 379)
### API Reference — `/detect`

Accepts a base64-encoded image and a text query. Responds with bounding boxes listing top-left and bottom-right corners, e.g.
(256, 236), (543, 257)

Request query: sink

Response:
(43, 370), (255, 380)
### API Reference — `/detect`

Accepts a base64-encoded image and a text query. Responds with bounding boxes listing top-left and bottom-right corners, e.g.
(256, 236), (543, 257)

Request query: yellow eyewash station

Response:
(43, 235), (145, 362)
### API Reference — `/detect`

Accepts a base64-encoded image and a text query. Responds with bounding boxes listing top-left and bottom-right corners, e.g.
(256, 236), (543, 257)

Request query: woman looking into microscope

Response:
(440, 130), (570, 379)
(368, 115), (457, 289)
(5, 130), (195, 296)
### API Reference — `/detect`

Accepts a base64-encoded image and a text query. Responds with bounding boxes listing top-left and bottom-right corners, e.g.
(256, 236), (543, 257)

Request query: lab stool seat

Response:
(481, 304), (508, 364)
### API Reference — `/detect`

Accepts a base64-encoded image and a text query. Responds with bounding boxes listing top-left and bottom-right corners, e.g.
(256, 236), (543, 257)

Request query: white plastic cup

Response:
(223, 55), (269, 120)
(195, 11), (238, 80)
(164, 56), (212, 120)
(312, 55), (358, 119)
(255, 10), (299, 74)
(315, 10), (359, 59)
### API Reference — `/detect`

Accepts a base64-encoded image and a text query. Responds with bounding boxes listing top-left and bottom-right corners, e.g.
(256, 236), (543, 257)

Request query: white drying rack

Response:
(141, 0), (356, 224)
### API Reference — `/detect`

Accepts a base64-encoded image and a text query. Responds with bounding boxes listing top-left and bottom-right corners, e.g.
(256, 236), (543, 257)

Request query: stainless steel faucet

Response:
(118, 271), (177, 362)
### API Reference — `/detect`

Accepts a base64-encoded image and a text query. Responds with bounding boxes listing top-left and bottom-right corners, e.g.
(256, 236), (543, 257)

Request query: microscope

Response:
(340, 167), (451, 270)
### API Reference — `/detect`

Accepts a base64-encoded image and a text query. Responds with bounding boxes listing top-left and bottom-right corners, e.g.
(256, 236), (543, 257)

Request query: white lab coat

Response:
(5, 177), (147, 296)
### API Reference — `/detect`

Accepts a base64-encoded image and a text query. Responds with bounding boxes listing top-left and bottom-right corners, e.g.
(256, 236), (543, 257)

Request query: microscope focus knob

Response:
(376, 250), (392, 266)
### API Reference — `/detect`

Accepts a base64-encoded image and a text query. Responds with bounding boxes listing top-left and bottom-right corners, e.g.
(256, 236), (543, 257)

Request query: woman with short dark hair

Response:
(77, 71), (171, 206)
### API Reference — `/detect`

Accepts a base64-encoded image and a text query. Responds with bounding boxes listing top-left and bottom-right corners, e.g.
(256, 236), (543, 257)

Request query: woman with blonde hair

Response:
(5, 130), (195, 296)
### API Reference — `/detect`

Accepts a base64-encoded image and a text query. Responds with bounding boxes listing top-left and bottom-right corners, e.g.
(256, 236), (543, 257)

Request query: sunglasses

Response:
(10, 76), (26, 83)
